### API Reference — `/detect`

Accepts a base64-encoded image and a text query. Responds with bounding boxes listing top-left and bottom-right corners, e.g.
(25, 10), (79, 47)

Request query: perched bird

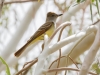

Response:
(14, 12), (63, 57)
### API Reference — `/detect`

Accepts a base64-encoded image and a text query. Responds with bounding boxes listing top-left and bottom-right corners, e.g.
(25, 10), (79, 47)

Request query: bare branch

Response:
(4, 0), (43, 5)
(44, 67), (97, 75)
(16, 58), (38, 75)
(79, 21), (100, 75)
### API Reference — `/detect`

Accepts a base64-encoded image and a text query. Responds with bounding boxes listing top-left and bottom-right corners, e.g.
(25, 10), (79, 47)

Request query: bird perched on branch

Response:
(14, 12), (63, 57)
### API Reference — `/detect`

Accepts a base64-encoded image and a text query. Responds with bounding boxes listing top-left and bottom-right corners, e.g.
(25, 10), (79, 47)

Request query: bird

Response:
(14, 12), (63, 57)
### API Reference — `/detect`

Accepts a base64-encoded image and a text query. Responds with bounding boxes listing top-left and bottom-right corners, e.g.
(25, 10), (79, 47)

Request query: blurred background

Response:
(0, 0), (100, 75)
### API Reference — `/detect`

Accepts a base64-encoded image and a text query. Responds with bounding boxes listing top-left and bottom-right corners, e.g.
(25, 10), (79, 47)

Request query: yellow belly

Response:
(31, 25), (55, 44)
(46, 24), (55, 37)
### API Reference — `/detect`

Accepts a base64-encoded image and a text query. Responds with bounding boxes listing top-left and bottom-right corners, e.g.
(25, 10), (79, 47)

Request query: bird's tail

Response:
(14, 42), (30, 57)
(14, 35), (40, 57)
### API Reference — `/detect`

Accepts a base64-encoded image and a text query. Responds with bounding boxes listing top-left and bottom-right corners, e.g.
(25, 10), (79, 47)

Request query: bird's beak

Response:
(57, 14), (63, 16)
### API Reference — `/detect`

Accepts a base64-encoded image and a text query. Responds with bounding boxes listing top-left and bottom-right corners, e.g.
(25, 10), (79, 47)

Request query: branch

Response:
(44, 67), (97, 75)
(79, 21), (100, 75)
(4, 0), (43, 5)
(16, 58), (38, 75)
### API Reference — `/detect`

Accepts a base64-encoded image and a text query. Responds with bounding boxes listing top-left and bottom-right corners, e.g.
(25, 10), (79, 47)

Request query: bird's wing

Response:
(27, 22), (54, 44)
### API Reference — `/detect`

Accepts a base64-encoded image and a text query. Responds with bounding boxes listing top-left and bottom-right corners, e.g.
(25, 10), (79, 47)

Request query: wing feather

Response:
(27, 22), (54, 44)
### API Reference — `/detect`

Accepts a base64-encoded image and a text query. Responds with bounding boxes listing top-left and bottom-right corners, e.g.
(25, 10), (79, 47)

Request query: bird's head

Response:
(46, 12), (63, 22)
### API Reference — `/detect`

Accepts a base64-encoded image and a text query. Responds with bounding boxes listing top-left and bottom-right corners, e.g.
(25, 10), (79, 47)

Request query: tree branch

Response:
(4, 0), (43, 5)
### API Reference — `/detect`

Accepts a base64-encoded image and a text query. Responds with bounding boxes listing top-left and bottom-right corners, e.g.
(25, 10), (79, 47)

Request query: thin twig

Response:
(49, 56), (66, 69)
(23, 59), (35, 68)
(4, 0), (43, 5)
(54, 0), (63, 11)
(49, 22), (71, 42)
(48, 22), (71, 71)
(92, 19), (100, 25)
(57, 25), (70, 75)
(16, 58), (38, 75)
(55, 23), (67, 75)
(79, 9), (85, 30)
(45, 67), (97, 75)
(69, 56), (79, 69)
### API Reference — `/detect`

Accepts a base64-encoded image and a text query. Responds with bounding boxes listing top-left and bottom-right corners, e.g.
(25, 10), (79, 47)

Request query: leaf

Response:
(96, 68), (100, 74)
(73, 0), (86, 6)
(92, 63), (98, 69)
(77, 0), (86, 3)
(68, 27), (72, 35)
(90, 3), (93, 22)
(77, 0), (81, 3)
(0, 56), (11, 75)
(96, 0), (100, 16)
(92, 0), (95, 2)
(92, 63), (100, 74)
